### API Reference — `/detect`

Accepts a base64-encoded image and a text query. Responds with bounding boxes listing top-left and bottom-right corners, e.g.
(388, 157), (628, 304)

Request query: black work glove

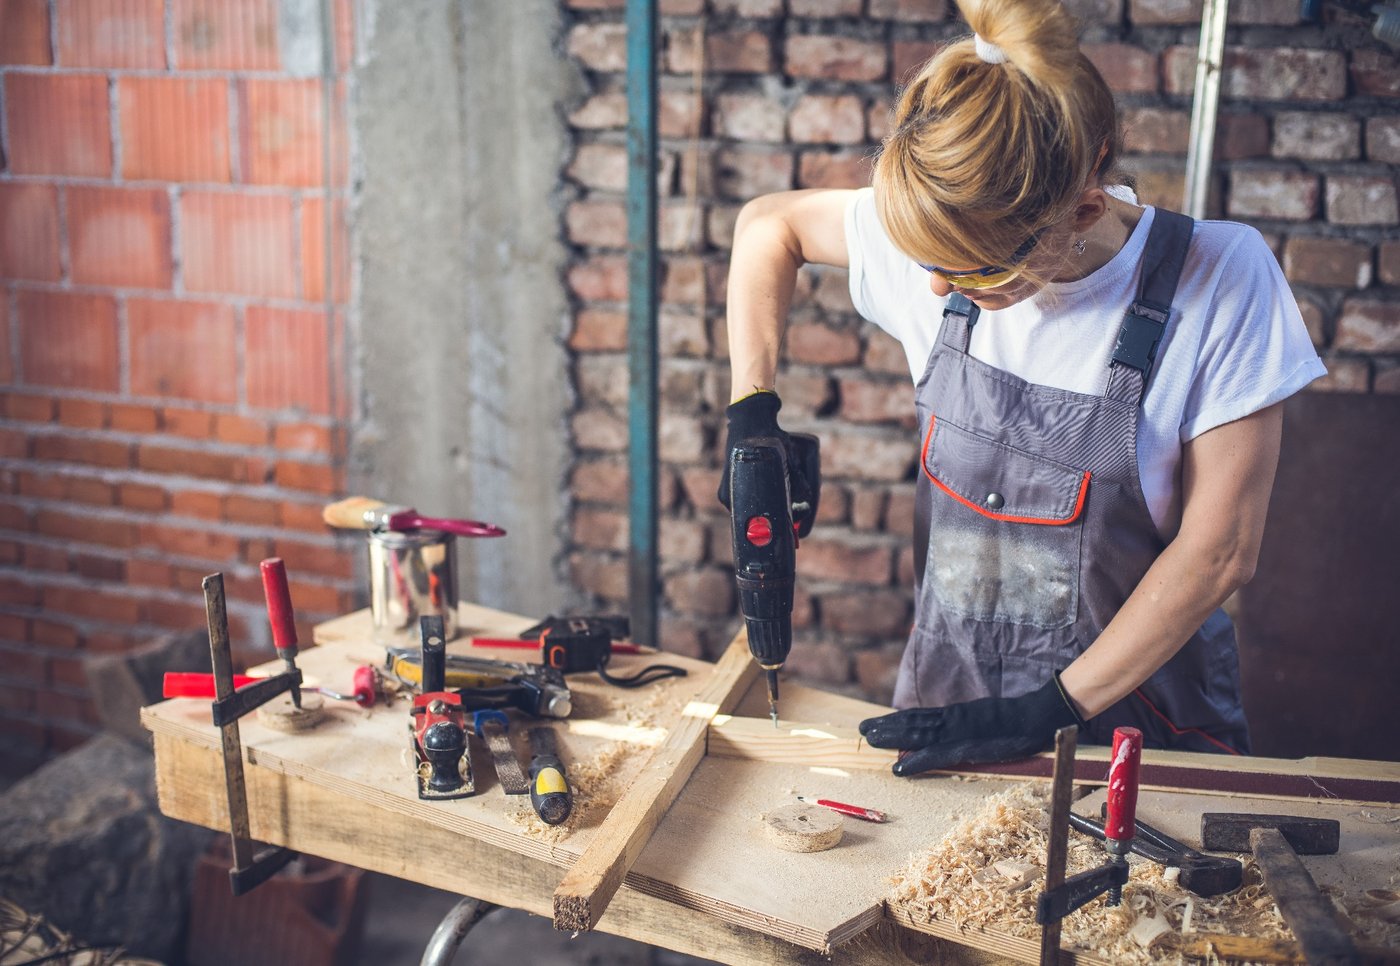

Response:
(859, 676), (1084, 777)
(717, 390), (813, 512)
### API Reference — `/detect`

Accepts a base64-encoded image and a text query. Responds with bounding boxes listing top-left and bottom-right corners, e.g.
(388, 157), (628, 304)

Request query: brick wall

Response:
(559, 0), (1400, 701)
(0, 0), (355, 768)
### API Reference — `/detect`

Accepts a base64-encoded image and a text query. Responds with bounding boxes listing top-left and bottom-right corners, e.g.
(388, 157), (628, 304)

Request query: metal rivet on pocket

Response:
(985, 492), (1004, 509)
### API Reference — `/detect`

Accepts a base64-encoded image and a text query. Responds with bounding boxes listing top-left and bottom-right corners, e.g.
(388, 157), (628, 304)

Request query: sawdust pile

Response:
(0, 897), (160, 965)
(504, 674), (689, 846)
(889, 785), (1294, 964)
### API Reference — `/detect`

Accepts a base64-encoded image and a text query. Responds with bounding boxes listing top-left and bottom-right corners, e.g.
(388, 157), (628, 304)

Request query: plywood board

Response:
(143, 603), (1020, 953)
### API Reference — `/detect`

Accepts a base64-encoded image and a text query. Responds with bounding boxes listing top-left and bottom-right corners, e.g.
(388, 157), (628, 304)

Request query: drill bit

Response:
(766, 667), (780, 727)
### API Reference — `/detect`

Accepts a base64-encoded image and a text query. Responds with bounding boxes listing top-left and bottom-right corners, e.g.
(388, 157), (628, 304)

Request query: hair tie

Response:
(974, 34), (1008, 65)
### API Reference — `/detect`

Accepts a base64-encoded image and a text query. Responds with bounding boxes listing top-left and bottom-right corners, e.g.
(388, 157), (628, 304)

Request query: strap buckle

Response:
(1112, 300), (1171, 376)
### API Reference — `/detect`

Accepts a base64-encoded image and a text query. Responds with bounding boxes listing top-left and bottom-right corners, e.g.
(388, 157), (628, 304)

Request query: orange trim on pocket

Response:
(920, 415), (1091, 526)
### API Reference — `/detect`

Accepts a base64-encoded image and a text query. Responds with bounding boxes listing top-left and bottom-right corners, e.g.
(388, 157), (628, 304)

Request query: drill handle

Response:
(788, 433), (821, 538)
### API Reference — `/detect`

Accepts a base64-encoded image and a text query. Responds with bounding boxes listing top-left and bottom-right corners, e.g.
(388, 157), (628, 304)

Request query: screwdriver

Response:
(259, 558), (302, 708)
(163, 667), (381, 706)
(526, 726), (572, 825)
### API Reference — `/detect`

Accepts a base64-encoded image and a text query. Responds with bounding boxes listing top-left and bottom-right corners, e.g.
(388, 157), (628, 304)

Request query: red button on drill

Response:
(746, 516), (773, 546)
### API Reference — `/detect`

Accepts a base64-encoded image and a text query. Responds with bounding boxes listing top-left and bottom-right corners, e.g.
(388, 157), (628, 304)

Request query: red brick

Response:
(17, 471), (63, 499)
(67, 185), (173, 289)
(669, 28), (774, 75)
(170, 489), (223, 520)
(1164, 46), (1345, 102)
(664, 567), (735, 617)
(22, 541), (68, 571)
(118, 76), (231, 182)
(789, 94), (865, 144)
(300, 196), (350, 303)
(569, 92), (626, 131)
(714, 93), (786, 143)
(1309, 357), (1370, 393)
(56, 399), (105, 429)
(127, 298), (238, 403)
(30, 618), (79, 648)
(140, 521), (240, 561)
(108, 403), (159, 432)
(56, 0), (166, 68)
(568, 22), (626, 72)
(1336, 299), (1400, 353)
(3, 73), (111, 176)
(659, 91), (703, 140)
(275, 421), (333, 454)
(64, 475), (114, 505)
(1352, 48), (1400, 99)
(798, 150), (871, 190)
(244, 306), (332, 414)
(854, 642), (904, 700)
(1216, 114), (1270, 161)
(239, 78), (342, 188)
(213, 413), (269, 446)
(790, 0), (861, 13)
(867, 0), (947, 18)
(118, 482), (167, 511)
(274, 459), (337, 493)
(0, 301), (11, 384)
(181, 191), (298, 297)
(0, 0), (53, 64)
(0, 182), (61, 281)
(1366, 117), (1400, 163)
(72, 551), (125, 581)
(800, 533), (894, 585)
(892, 40), (941, 85)
(269, 537), (352, 579)
(173, 0), (280, 70)
(31, 435), (127, 469)
(822, 588), (911, 636)
(1084, 43), (1158, 95)
(0, 428), (27, 459)
(159, 406), (213, 439)
(16, 291), (120, 391)
(714, 146), (794, 199)
(137, 444), (247, 481)
(1326, 175), (1399, 227)
(1122, 106), (1189, 154)
(223, 493), (279, 526)
(567, 144), (627, 193)
(1129, 0), (1198, 23)
(568, 256), (628, 303)
(573, 507), (627, 552)
(784, 35), (886, 82)
(567, 200), (627, 248)
(823, 426), (916, 481)
(37, 508), (135, 548)
(1376, 362), (1400, 395)
(786, 322), (861, 366)
(712, 0), (782, 12)
(1282, 236), (1372, 289)
(1227, 170), (1319, 222)
(1272, 112), (1361, 162)
(43, 584), (141, 623)
(838, 377), (916, 426)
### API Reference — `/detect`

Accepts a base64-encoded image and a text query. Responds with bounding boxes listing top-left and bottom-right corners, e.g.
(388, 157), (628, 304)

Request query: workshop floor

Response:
(352, 871), (719, 966)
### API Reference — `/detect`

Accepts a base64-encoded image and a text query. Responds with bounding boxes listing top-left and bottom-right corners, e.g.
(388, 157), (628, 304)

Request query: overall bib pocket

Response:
(920, 415), (1090, 630)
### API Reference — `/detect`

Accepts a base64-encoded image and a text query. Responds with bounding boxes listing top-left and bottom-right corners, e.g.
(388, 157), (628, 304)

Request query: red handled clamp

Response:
(1037, 726), (1143, 925)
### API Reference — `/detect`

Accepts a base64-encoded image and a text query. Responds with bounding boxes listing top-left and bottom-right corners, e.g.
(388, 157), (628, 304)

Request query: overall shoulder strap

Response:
(1106, 208), (1195, 405)
(938, 292), (981, 353)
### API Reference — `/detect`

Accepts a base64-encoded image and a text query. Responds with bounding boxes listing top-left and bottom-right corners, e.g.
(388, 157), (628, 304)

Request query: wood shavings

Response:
(505, 738), (645, 845)
(888, 785), (1297, 965)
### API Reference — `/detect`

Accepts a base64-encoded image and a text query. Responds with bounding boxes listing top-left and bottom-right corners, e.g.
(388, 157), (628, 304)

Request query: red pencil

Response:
(796, 795), (887, 823)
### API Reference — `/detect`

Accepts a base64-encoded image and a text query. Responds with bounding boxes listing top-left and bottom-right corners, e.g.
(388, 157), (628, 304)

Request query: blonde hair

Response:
(873, 0), (1120, 273)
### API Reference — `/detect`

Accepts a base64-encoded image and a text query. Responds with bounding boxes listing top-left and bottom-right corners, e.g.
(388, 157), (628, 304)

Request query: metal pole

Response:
(625, 0), (659, 647)
(1183, 0), (1230, 219)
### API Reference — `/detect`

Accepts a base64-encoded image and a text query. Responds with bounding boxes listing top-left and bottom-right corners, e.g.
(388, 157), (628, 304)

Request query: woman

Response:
(720, 0), (1325, 774)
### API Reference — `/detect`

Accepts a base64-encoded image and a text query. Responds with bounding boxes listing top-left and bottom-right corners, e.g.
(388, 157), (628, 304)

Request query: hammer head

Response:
(1200, 813), (1341, 855)
(1176, 853), (1245, 896)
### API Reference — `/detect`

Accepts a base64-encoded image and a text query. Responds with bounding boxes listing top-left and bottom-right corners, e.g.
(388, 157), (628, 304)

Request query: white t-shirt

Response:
(844, 187), (1327, 536)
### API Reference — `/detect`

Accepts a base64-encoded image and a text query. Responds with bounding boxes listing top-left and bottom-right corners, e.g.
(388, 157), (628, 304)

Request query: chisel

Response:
(472, 709), (529, 795)
(527, 726), (572, 826)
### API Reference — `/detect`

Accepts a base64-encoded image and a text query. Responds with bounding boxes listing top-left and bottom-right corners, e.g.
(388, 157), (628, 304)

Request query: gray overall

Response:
(892, 209), (1251, 754)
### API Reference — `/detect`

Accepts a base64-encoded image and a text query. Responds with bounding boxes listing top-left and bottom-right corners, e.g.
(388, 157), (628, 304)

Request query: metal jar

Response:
(367, 529), (458, 645)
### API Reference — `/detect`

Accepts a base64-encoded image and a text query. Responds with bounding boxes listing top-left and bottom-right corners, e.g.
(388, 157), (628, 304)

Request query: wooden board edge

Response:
(551, 630), (759, 933)
(705, 716), (1400, 805)
(884, 901), (1111, 966)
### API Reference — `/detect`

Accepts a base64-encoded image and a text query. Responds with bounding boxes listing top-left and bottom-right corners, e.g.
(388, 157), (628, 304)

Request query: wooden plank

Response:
(706, 716), (1400, 806)
(551, 629), (758, 932)
(1249, 827), (1360, 966)
(886, 903), (1109, 966)
(149, 732), (992, 966)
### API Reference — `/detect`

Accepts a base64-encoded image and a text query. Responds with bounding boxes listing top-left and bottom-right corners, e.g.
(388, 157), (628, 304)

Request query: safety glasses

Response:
(919, 226), (1048, 290)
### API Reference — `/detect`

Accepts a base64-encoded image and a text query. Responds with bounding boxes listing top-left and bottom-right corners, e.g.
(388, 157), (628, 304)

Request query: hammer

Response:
(1201, 812), (1357, 966)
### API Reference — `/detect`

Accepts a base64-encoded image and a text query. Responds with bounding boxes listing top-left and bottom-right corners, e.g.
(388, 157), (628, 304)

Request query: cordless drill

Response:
(728, 434), (820, 727)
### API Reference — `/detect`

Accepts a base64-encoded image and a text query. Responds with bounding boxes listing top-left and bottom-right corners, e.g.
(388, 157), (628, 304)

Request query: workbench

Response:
(142, 603), (1400, 965)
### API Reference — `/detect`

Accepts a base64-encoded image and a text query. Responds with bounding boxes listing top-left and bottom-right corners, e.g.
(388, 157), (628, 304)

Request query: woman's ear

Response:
(1071, 187), (1110, 233)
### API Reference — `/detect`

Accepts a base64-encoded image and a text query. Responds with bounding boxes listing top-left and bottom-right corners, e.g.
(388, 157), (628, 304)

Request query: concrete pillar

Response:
(351, 0), (580, 616)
